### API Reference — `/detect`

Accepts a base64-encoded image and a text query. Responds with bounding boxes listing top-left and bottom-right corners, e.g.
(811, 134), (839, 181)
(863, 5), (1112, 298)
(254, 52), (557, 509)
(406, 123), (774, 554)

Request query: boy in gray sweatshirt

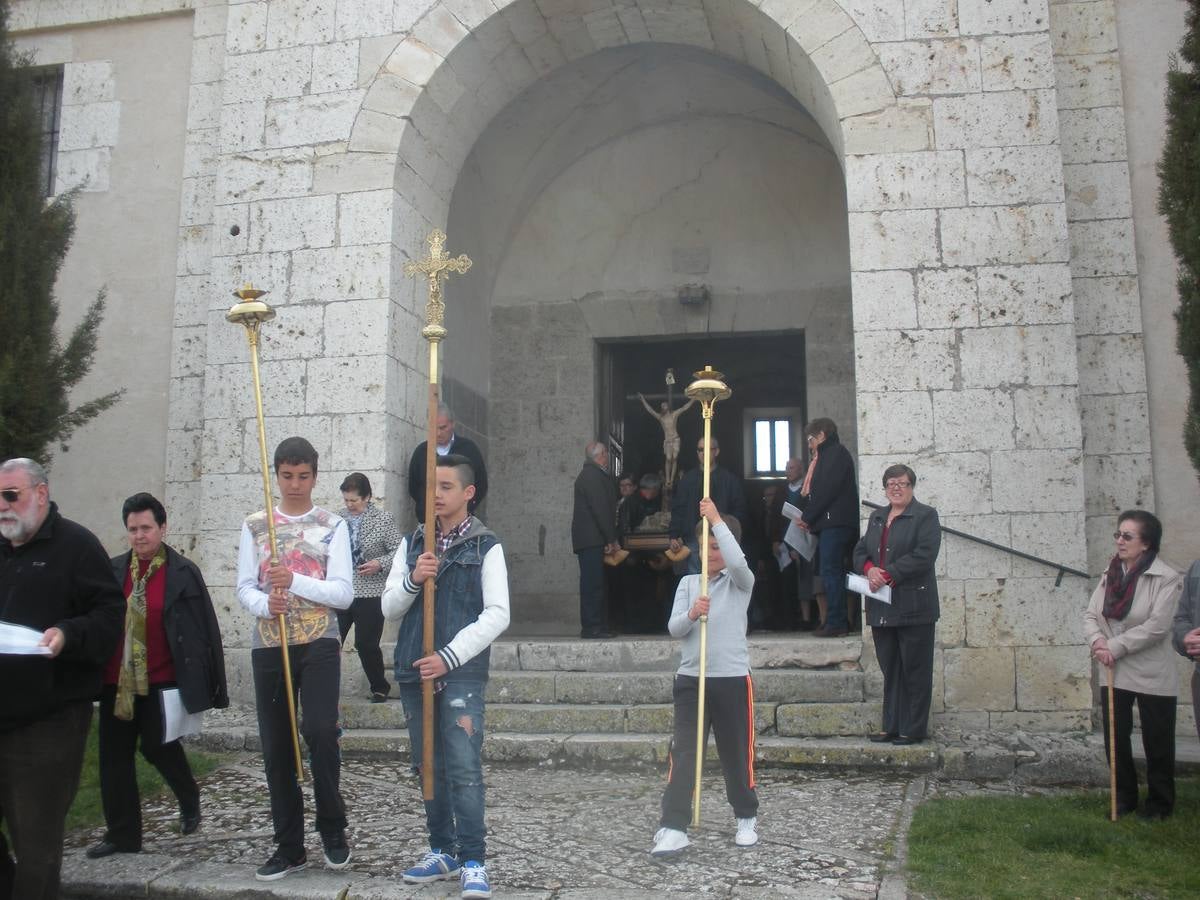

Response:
(651, 499), (759, 857)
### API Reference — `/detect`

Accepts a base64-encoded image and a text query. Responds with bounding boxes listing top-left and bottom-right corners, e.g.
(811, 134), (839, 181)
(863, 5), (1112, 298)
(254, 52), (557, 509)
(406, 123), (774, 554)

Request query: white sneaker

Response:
(650, 827), (690, 857)
(735, 816), (758, 847)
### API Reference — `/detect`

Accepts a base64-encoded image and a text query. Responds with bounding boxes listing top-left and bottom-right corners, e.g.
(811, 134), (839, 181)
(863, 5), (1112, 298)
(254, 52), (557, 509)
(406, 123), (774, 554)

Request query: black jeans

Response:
(252, 638), (347, 857)
(576, 546), (607, 635)
(1101, 685), (1176, 815)
(873, 623), (935, 739)
(660, 674), (758, 831)
(0, 700), (92, 900)
(337, 596), (390, 695)
(98, 683), (199, 849)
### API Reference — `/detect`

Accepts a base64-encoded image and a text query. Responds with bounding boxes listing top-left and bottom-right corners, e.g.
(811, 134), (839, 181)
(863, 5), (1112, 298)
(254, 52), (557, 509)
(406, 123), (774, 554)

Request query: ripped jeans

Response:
(398, 680), (487, 862)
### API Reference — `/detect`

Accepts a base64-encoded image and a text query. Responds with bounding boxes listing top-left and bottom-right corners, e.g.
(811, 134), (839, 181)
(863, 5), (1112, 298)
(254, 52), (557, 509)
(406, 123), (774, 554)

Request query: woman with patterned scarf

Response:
(1083, 509), (1183, 820)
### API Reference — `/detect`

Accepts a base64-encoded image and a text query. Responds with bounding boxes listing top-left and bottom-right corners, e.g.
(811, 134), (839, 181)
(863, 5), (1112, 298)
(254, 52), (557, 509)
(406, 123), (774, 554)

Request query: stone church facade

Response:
(11, 0), (1195, 735)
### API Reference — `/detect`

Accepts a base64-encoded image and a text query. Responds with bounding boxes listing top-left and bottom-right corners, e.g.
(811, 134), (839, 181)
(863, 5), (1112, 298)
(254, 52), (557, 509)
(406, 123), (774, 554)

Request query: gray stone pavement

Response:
(63, 753), (926, 899)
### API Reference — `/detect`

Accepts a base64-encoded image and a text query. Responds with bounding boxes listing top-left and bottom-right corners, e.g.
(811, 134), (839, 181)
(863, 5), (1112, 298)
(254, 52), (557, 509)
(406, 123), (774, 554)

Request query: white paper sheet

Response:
(160, 688), (204, 743)
(781, 501), (803, 521)
(846, 573), (892, 604)
(0, 620), (53, 656)
(774, 542), (793, 572)
(783, 522), (817, 561)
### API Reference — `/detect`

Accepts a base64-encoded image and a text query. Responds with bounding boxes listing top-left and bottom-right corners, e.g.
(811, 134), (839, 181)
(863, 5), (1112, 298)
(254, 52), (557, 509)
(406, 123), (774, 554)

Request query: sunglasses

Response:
(0, 489), (23, 503)
(1113, 531), (1140, 542)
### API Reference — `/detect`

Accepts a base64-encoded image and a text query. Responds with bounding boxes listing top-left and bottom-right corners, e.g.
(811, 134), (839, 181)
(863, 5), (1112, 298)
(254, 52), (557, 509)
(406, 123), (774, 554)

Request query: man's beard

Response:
(0, 508), (38, 542)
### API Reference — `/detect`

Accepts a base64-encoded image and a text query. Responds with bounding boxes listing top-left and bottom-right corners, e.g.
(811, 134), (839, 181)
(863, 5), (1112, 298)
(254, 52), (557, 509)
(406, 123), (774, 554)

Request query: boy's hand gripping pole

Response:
(684, 366), (731, 827)
(227, 285), (304, 781)
(404, 230), (472, 801)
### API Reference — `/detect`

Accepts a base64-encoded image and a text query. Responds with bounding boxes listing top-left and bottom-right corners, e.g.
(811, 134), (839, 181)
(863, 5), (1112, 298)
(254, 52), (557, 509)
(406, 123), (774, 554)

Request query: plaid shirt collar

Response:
(435, 516), (472, 555)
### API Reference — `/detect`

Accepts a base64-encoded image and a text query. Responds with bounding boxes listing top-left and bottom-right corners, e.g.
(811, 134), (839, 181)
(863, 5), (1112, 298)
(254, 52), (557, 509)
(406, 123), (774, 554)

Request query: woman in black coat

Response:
(852, 465), (941, 745)
(88, 493), (227, 859)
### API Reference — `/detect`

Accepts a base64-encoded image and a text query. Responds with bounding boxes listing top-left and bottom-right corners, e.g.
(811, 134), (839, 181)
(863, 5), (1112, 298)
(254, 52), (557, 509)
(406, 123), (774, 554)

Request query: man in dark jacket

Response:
(798, 419), (860, 637)
(0, 458), (125, 900)
(669, 436), (747, 574)
(571, 442), (618, 638)
(87, 492), (228, 860)
(408, 403), (488, 521)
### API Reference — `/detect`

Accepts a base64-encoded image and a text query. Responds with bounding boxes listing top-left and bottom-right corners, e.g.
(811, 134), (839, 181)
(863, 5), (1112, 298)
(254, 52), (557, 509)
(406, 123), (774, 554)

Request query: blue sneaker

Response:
(403, 850), (460, 884)
(460, 860), (492, 899)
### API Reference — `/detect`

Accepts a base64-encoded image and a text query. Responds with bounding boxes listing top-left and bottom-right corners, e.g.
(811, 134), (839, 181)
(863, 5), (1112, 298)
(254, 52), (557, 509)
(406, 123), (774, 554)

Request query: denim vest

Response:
(392, 523), (497, 684)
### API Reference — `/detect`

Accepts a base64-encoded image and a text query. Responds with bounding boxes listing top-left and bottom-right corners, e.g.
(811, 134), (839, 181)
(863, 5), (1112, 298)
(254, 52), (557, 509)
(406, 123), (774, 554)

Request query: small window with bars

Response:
(28, 67), (64, 197)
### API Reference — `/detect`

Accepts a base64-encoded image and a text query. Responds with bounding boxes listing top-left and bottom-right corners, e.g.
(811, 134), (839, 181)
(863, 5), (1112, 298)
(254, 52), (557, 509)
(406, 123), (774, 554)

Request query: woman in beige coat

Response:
(1083, 509), (1183, 820)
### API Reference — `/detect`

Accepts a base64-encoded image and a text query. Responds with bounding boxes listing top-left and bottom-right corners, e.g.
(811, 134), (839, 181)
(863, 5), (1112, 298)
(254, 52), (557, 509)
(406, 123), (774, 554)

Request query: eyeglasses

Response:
(1113, 531), (1140, 542)
(885, 480), (912, 490)
(0, 489), (22, 503)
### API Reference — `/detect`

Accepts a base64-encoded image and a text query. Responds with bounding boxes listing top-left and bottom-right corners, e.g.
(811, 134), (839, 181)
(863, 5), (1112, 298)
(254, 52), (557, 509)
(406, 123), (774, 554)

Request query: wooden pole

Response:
(1107, 665), (1117, 822)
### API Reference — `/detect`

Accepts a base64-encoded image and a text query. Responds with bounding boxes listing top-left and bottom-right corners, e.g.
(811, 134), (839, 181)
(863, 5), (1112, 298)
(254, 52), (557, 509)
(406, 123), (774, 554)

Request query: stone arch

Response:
(351, 0), (899, 238)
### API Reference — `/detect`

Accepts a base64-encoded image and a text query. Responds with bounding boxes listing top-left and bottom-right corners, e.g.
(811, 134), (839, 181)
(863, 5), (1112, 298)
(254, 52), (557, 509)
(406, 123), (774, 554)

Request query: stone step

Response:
(192, 724), (938, 772)
(225, 634), (866, 704)
(339, 698), (882, 737)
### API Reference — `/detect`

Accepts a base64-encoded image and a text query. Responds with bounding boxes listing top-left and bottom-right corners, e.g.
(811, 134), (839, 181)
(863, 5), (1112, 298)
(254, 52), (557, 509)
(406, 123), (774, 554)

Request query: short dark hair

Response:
(696, 515), (742, 543)
(122, 492), (166, 527)
(639, 473), (662, 491)
(274, 436), (318, 474)
(340, 472), (372, 498)
(1118, 509), (1162, 553)
(881, 464), (917, 488)
(438, 453), (476, 488)
(805, 417), (838, 440)
(619, 473), (636, 485)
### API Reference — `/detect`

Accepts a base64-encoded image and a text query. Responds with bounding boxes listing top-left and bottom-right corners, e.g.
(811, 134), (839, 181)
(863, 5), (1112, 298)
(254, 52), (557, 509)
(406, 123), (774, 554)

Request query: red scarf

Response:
(1102, 551), (1155, 621)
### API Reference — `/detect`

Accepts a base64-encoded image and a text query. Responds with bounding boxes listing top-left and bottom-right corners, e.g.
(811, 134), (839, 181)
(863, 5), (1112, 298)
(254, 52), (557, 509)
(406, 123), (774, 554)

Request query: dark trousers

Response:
(337, 596), (390, 695)
(0, 700), (92, 900)
(1101, 685), (1176, 815)
(398, 680), (488, 862)
(873, 623), (935, 739)
(817, 526), (854, 630)
(577, 546), (607, 635)
(98, 683), (199, 849)
(1192, 669), (1200, 742)
(660, 674), (758, 831)
(252, 637), (347, 857)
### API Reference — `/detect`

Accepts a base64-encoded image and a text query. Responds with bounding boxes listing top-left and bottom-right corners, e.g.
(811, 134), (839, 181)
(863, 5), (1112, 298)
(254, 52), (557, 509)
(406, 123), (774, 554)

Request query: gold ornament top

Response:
(686, 365), (732, 410)
(227, 282), (276, 329)
(403, 230), (473, 343)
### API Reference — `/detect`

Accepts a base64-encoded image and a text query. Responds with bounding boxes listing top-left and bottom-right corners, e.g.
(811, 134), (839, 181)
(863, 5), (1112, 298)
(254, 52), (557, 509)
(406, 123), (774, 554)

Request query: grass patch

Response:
(66, 721), (227, 832)
(907, 778), (1200, 899)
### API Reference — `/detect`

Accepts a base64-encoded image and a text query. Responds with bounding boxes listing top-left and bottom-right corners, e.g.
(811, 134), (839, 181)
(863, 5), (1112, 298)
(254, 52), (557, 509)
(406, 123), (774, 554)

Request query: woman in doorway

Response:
(852, 465), (940, 745)
(1084, 510), (1182, 819)
(339, 473), (402, 702)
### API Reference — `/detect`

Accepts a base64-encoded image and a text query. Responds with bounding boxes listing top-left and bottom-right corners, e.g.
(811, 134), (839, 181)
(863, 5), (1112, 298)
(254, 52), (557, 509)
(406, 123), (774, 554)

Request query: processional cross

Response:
(403, 229), (473, 343)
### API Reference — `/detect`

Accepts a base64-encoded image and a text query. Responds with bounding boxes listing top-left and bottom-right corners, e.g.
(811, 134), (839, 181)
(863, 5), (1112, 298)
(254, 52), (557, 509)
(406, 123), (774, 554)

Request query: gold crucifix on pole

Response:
(404, 229), (472, 801)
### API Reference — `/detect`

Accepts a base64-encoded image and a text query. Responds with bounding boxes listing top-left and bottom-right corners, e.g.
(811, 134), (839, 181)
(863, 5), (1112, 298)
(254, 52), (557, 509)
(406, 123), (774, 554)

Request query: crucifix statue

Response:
(638, 368), (696, 489)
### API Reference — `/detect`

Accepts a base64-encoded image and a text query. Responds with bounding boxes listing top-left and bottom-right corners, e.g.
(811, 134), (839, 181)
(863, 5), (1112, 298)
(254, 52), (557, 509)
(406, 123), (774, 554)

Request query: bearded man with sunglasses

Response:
(0, 458), (125, 899)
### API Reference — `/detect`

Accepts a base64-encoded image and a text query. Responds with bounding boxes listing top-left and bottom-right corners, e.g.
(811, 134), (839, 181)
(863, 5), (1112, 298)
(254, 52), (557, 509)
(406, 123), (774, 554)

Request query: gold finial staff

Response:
(404, 229), (473, 801)
(226, 284), (304, 780)
(684, 365), (732, 826)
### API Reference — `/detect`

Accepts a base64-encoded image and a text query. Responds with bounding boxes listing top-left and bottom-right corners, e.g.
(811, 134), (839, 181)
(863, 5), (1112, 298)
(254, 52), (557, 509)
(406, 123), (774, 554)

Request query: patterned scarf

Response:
(1102, 550), (1156, 622)
(114, 547), (167, 721)
(800, 447), (818, 497)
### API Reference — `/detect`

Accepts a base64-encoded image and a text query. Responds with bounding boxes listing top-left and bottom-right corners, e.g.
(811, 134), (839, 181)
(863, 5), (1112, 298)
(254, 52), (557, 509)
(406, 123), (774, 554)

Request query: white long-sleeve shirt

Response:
(668, 521), (755, 677)
(382, 534), (511, 674)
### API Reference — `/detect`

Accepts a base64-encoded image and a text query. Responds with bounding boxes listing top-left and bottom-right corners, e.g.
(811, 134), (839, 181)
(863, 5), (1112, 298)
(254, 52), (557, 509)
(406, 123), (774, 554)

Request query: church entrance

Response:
(599, 333), (809, 634)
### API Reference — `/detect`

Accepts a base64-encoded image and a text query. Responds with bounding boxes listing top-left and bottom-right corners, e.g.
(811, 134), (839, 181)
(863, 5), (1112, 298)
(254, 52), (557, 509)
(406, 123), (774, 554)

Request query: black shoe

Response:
(813, 626), (849, 638)
(581, 630), (615, 639)
(255, 851), (307, 881)
(86, 840), (139, 859)
(1115, 804), (1137, 818)
(369, 690), (389, 703)
(180, 810), (201, 835)
(1137, 808), (1170, 822)
(869, 732), (898, 743)
(892, 735), (923, 746)
(322, 831), (352, 870)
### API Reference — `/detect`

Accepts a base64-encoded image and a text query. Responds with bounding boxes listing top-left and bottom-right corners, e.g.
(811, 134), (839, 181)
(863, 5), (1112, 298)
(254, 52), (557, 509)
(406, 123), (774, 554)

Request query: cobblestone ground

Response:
(66, 751), (919, 898)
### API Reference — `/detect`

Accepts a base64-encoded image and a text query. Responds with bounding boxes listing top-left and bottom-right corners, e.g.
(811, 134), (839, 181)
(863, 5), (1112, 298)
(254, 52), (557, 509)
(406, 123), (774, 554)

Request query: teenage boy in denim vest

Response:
(382, 454), (510, 900)
(236, 437), (354, 881)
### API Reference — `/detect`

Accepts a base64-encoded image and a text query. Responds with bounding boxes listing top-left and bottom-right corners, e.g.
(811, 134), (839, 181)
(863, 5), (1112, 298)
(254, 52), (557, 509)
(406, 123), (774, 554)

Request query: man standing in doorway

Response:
(669, 436), (747, 574)
(571, 441), (619, 639)
(0, 458), (125, 899)
(407, 403), (489, 521)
